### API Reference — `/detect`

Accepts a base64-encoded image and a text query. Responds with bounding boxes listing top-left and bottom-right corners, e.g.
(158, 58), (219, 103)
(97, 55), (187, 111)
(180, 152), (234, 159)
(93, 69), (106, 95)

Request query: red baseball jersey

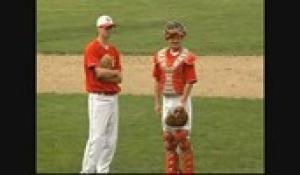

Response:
(152, 47), (197, 95)
(84, 39), (122, 93)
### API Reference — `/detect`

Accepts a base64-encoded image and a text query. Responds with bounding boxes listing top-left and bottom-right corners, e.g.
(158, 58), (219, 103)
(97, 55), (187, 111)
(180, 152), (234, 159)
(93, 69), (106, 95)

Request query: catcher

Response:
(152, 21), (198, 174)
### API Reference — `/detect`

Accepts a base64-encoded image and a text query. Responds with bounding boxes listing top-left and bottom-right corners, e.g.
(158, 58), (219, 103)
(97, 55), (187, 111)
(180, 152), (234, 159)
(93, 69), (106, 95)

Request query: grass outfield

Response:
(37, 94), (264, 173)
(37, 0), (263, 55)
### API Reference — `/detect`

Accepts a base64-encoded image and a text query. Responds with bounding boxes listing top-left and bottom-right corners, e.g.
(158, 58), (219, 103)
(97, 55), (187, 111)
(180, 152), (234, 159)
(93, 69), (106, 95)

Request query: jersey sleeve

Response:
(183, 52), (196, 65)
(152, 53), (161, 81)
(84, 44), (98, 69)
(183, 54), (197, 84)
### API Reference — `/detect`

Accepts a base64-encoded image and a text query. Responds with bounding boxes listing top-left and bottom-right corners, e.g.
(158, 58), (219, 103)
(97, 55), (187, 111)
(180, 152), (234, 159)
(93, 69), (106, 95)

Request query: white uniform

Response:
(80, 93), (119, 173)
(81, 15), (120, 173)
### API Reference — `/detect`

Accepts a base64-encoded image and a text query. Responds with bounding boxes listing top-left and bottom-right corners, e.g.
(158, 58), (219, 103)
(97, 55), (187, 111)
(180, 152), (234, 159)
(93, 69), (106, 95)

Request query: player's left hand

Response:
(165, 106), (188, 126)
(154, 103), (161, 117)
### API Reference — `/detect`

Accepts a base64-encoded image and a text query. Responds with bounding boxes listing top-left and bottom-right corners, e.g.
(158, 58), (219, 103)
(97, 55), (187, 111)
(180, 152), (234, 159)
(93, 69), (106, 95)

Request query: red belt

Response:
(92, 91), (117, 96)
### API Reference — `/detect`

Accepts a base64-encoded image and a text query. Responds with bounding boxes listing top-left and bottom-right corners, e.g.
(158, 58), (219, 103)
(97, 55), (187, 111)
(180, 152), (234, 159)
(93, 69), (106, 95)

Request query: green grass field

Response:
(37, 94), (263, 173)
(37, 0), (263, 55)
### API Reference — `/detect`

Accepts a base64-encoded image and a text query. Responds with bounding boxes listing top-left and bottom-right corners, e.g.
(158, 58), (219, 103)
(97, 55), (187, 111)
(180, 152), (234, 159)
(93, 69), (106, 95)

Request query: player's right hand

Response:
(154, 103), (161, 116)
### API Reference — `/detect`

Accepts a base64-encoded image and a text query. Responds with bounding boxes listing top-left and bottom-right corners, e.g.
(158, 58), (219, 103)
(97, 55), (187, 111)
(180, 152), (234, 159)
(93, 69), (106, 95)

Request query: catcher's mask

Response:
(164, 21), (187, 40)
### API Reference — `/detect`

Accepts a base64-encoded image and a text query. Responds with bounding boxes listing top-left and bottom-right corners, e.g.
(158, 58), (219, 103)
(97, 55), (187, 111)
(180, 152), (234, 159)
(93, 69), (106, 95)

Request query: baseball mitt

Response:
(99, 55), (113, 69)
(165, 106), (188, 126)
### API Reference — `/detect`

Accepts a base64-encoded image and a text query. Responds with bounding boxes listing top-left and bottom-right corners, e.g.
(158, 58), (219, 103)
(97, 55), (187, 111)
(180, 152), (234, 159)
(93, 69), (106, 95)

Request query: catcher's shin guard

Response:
(163, 131), (179, 174)
(176, 130), (194, 174)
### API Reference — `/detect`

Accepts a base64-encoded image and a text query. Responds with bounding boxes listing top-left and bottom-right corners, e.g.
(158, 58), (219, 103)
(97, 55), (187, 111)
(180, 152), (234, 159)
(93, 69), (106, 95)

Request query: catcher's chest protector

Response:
(157, 48), (189, 96)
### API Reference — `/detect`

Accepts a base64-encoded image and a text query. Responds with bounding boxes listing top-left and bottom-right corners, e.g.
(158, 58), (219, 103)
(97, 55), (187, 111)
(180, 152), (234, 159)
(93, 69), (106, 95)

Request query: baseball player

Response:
(80, 15), (122, 174)
(152, 21), (198, 174)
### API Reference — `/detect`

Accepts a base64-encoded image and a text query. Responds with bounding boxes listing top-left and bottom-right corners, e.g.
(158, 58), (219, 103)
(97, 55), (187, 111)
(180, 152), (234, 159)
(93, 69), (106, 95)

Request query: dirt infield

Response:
(37, 54), (264, 99)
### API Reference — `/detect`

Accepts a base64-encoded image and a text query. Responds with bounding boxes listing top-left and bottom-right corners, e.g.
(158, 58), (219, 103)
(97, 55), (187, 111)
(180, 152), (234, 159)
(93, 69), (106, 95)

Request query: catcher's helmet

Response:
(164, 21), (187, 39)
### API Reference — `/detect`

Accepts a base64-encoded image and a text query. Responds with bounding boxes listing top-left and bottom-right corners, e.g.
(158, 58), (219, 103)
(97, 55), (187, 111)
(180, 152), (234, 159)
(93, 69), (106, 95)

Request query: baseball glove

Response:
(99, 55), (113, 69)
(165, 106), (188, 126)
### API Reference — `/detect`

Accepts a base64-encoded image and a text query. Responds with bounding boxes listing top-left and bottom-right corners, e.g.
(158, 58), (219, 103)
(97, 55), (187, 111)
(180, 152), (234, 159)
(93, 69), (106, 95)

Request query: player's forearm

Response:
(180, 83), (193, 105)
(100, 75), (122, 84)
(154, 81), (161, 105)
(95, 67), (120, 79)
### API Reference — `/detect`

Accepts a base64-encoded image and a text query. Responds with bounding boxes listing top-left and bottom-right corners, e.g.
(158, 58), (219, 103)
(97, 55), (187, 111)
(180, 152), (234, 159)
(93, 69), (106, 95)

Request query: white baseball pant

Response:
(161, 95), (192, 134)
(80, 93), (119, 173)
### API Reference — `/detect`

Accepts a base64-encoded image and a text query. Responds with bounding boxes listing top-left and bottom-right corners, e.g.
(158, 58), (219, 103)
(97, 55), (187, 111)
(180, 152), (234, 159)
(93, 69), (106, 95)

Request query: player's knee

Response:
(179, 139), (192, 152)
(89, 135), (104, 144)
(164, 140), (178, 151)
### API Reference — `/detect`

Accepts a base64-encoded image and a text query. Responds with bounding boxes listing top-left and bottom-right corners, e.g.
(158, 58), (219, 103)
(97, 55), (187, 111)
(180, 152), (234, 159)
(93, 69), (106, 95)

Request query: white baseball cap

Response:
(96, 15), (116, 28)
